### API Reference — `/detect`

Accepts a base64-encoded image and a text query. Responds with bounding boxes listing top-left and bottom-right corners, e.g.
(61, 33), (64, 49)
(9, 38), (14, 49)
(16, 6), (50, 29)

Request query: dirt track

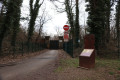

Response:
(0, 50), (58, 80)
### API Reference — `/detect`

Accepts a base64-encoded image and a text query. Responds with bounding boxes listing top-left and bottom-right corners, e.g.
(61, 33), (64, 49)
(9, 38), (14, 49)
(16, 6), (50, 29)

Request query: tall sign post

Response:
(63, 25), (69, 52)
(63, 25), (69, 42)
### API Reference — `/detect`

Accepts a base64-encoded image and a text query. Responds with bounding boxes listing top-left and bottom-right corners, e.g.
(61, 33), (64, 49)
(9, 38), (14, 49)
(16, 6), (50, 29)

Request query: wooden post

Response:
(118, 28), (120, 59)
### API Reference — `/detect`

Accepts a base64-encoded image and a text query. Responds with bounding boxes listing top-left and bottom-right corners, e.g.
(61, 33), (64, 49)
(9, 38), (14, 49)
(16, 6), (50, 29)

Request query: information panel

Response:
(80, 49), (94, 57)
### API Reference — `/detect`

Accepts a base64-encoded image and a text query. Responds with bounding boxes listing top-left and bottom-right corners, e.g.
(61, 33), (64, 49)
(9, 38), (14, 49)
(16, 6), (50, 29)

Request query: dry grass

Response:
(55, 51), (120, 80)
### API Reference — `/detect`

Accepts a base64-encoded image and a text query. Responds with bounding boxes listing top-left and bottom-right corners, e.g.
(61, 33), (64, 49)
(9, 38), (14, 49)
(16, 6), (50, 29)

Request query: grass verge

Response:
(55, 57), (120, 80)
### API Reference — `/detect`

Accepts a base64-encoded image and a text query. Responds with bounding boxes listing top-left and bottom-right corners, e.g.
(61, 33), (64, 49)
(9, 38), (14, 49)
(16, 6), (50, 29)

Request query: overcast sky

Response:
(0, 2), (2, 10)
(21, 0), (88, 36)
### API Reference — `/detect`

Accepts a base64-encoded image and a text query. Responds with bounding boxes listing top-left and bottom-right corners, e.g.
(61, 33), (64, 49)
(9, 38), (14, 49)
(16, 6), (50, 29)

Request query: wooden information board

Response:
(79, 34), (95, 69)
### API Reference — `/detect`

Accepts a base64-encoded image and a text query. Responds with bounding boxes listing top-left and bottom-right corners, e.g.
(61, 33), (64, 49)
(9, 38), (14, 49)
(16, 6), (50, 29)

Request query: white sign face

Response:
(80, 49), (94, 57)
(78, 40), (80, 43)
(59, 40), (62, 42)
(64, 39), (68, 42)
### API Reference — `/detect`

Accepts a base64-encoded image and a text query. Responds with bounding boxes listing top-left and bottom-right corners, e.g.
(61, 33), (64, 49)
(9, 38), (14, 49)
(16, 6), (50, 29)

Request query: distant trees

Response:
(105, 0), (114, 43)
(115, 0), (120, 42)
(0, 0), (119, 57)
(0, 0), (6, 33)
(55, 26), (63, 36)
(85, 0), (120, 57)
(0, 0), (6, 22)
(0, 0), (53, 56)
(115, 0), (120, 58)
(35, 9), (52, 43)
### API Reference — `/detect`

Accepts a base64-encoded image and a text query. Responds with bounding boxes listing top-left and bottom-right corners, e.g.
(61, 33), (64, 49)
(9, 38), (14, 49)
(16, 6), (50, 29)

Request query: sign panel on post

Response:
(64, 31), (69, 42)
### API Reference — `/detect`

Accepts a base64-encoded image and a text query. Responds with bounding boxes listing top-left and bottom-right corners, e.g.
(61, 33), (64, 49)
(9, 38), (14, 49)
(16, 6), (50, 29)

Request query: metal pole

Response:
(118, 28), (120, 59)
(65, 42), (67, 52)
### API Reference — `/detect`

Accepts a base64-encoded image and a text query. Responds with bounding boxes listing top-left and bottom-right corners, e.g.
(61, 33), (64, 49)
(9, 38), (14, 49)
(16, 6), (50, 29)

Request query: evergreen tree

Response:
(0, 0), (16, 53)
(11, 0), (23, 54)
(115, 0), (120, 40)
(104, 0), (114, 44)
(0, 0), (23, 54)
(115, 0), (120, 58)
(85, 0), (106, 50)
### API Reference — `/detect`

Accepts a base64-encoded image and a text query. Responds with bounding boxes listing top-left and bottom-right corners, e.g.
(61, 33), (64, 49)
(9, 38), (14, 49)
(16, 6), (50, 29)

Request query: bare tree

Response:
(27, 0), (44, 44)
(35, 8), (52, 43)
(55, 26), (63, 36)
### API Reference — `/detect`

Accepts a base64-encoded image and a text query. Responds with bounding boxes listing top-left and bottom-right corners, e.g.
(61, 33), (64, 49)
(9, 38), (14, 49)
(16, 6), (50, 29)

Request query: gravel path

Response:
(0, 50), (59, 80)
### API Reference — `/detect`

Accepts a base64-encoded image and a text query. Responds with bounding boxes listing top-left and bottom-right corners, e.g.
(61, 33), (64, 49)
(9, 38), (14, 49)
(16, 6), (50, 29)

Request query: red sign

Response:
(64, 34), (69, 39)
(64, 30), (68, 34)
(64, 31), (69, 42)
(63, 25), (69, 31)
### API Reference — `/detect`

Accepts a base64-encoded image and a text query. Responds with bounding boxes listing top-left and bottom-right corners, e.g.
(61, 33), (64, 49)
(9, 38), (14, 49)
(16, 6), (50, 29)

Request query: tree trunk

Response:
(75, 0), (80, 48)
(11, 0), (23, 55)
(105, 1), (111, 44)
(35, 26), (42, 43)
